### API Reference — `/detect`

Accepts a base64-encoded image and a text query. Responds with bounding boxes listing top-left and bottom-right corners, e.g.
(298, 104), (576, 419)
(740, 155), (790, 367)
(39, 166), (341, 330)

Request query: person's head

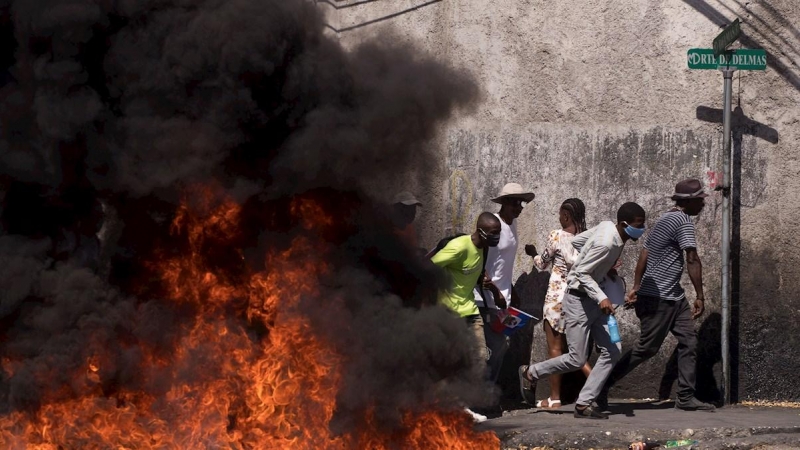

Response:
(491, 183), (535, 222)
(671, 179), (708, 216)
(475, 212), (502, 247)
(616, 202), (647, 241)
(559, 198), (587, 233)
(499, 197), (526, 220)
(390, 191), (422, 227)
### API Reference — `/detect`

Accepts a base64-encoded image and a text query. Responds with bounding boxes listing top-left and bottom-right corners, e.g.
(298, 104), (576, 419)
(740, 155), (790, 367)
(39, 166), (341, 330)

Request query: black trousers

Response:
(603, 295), (698, 401)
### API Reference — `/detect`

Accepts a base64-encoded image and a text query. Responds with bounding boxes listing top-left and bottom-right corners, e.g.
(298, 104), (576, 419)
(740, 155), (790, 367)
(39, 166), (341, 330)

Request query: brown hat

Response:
(491, 183), (535, 203)
(671, 179), (709, 200)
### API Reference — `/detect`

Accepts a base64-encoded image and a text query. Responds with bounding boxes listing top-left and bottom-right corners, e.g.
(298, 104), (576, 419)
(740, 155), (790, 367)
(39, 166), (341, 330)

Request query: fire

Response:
(0, 186), (499, 449)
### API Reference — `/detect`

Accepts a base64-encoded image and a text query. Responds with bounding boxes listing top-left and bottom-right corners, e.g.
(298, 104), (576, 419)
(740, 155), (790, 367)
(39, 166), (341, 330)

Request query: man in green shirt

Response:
(431, 212), (503, 365)
(430, 212), (503, 423)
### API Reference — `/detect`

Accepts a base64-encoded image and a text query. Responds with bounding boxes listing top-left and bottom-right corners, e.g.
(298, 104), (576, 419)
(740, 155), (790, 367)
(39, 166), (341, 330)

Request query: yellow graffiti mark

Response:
(449, 169), (473, 232)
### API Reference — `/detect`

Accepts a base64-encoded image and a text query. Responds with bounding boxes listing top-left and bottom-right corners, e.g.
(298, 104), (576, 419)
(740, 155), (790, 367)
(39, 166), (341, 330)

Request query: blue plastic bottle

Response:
(607, 315), (621, 344)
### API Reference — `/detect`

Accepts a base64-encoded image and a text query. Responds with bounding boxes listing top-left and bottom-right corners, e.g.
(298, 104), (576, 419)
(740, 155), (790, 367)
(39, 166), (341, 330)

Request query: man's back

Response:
(431, 235), (483, 317)
(638, 210), (697, 301)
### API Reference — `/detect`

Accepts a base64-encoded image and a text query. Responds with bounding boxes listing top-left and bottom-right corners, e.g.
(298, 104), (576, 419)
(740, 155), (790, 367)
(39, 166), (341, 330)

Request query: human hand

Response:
(693, 297), (705, 319)
(625, 288), (639, 305)
(599, 298), (614, 315)
(481, 271), (493, 289)
(495, 294), (508, 310)
(525, 244), (537, 257)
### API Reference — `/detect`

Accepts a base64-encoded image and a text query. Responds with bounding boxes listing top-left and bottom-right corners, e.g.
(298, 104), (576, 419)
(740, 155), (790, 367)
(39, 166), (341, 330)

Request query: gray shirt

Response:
(566, 221), (626, 303)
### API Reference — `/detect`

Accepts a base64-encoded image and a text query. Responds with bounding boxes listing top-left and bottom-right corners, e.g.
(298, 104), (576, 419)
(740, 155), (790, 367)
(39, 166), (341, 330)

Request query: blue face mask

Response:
(624, 222), (645, 240)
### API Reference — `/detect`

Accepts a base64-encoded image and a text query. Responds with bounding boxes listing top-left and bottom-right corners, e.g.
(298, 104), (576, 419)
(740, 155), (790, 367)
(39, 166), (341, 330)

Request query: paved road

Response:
(479, 400), (800, 449)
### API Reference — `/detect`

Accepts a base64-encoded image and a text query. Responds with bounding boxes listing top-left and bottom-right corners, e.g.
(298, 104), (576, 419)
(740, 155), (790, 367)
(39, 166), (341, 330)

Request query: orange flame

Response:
(0, 186), (499, 449)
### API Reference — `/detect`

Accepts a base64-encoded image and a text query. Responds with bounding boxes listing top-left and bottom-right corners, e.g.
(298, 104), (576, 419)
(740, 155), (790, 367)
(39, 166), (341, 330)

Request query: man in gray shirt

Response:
(519, 202), (646, 419)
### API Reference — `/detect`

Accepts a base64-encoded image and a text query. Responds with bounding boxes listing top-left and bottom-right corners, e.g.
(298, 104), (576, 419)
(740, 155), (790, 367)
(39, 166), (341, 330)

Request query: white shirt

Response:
(473, 213), (518, 309)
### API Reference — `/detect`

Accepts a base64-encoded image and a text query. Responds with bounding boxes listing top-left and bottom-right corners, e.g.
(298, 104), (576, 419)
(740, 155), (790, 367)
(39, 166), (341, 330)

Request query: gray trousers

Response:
(529, 291), (621, 406)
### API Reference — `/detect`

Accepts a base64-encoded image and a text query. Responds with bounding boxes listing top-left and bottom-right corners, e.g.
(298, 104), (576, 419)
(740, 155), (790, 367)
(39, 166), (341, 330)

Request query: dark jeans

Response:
(479, 307), (509, 383)
(603, 295), (698, 401)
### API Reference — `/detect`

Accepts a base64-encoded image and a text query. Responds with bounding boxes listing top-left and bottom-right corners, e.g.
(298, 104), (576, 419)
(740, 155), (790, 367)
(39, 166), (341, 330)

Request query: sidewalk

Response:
(479, 399), (800, 449)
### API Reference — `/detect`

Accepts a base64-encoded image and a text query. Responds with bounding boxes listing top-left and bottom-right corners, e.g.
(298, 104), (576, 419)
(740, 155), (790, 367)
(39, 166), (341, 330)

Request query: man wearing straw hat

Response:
(597, 179), (716, 412)
(473, 182), (535, 384)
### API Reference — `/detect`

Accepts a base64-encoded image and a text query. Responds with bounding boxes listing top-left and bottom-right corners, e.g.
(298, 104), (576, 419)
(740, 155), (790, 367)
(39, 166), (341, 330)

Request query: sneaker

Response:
(464, 407), (487, 423)
(574, 404), (609, 419)
(675, 397), (716, 411)
(517, 365), (538, 405)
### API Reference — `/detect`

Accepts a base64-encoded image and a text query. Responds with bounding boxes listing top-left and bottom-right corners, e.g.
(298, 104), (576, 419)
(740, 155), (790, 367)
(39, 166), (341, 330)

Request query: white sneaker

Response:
(464, 407), (487, 423)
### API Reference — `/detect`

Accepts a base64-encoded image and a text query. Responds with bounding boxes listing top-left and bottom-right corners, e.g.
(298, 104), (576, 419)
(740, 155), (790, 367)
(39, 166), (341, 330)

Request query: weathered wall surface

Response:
(321, 0), (800, 402)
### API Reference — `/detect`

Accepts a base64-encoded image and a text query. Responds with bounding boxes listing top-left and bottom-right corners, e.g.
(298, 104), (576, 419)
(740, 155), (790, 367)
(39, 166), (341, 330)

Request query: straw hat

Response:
(491, 183), (535, 203)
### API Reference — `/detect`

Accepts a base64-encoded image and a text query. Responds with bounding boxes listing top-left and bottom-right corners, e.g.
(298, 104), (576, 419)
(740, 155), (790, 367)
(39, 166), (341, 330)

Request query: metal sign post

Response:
(687, 18), (767, 404)
(720, 67), (734, 405)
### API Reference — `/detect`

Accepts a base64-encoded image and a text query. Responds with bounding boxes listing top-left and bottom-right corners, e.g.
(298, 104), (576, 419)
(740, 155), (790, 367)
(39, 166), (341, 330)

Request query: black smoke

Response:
(0, 0), (483, 437)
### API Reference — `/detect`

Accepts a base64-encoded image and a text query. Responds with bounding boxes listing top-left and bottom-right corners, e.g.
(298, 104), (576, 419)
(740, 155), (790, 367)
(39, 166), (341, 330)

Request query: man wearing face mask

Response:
(432, 212), (503, 351)
(431, 212), (503, 422)
(473, 183), (534, 384)
(519, 202), (646, 419)
(597, 179), (715, 412)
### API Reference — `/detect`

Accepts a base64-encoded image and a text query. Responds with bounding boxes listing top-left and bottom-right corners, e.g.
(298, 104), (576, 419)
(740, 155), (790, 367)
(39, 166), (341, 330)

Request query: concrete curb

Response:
(481, 402), (800, 449)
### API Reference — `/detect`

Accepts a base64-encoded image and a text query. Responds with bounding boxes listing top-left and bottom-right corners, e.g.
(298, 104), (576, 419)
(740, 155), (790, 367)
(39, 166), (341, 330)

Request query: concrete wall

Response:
(320, 0), (800, 402)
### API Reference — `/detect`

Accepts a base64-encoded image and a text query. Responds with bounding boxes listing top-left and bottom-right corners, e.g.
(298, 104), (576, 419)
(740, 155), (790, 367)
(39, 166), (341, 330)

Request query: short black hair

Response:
(476, 211), (500, 229)
(617, 202), (646, 223)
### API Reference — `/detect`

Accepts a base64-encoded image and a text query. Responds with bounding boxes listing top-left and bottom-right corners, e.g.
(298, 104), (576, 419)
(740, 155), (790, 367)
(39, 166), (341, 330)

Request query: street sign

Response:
(713, 18), (741, 56)
(687, 48), (767, 70)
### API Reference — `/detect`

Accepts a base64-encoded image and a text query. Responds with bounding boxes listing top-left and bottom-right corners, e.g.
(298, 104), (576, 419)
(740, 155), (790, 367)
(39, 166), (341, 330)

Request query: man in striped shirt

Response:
(598, 179), (715, 411)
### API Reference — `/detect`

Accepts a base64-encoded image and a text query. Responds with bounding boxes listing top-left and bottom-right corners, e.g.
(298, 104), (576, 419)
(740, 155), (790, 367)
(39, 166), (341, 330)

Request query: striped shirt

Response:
(638, 210), (697, 301)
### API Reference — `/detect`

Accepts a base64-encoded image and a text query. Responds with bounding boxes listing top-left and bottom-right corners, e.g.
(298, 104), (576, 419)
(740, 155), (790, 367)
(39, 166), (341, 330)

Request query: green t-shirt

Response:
(431, 235), (483, 317)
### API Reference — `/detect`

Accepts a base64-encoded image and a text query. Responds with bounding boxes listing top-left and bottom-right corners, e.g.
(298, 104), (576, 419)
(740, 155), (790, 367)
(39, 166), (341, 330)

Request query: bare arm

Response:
(626, 248), (648, 304)
(531, 231), (559, 272)
(481, 274), (507, 309)
(686, 248), (705, 318)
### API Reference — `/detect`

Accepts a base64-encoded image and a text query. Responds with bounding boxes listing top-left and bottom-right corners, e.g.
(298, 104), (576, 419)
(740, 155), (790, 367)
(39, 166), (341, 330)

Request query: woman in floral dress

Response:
(526, 198), (592, 409)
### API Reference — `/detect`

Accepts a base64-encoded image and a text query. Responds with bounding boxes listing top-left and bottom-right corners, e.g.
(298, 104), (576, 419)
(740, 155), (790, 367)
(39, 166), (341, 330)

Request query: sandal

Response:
(536, 397), (562, 409)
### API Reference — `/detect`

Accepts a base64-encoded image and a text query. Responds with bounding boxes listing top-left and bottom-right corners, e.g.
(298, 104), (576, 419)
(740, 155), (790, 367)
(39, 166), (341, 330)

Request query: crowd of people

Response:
(394, 178), (716, 421)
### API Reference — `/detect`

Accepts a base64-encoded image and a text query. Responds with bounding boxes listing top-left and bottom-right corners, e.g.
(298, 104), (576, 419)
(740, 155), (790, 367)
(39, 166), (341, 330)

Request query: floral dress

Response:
(533, 229), (578, 334)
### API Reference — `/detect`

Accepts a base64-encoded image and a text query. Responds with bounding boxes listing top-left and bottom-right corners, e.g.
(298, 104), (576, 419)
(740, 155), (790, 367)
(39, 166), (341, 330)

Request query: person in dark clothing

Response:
(597, 179), (715, 412)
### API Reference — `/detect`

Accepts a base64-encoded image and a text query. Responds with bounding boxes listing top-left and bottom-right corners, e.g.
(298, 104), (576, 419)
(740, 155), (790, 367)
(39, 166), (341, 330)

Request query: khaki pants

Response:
(464, 314), (489, 371)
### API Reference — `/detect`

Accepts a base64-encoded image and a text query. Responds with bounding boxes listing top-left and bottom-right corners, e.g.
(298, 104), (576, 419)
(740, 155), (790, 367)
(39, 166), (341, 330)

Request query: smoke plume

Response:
(0, 0), (483, 439)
